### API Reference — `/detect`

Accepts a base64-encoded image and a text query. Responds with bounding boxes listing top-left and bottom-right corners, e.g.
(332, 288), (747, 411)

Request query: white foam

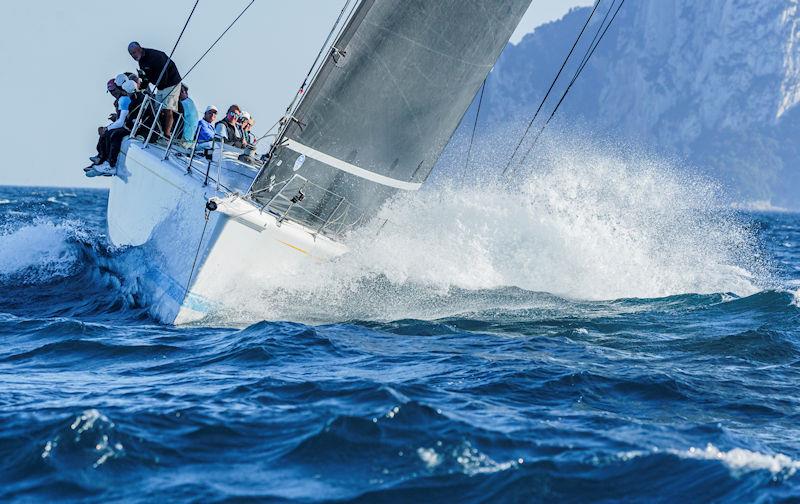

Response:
(416, 441), (520, 475)
(617, 444), (800, 477)
(417, 447), (443, 469)
(731, 200), (791, 213)
(70, 408), (113, 439)
(677, 443), (800, 476)
(0, 220), (85, 280)
(453, 442), (519, 475)
(43, 409), (124, 469)
(212, 143), (767, 324)
(352, 148), (763, 301)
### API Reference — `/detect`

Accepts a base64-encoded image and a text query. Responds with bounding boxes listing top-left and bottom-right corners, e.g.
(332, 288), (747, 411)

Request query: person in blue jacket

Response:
(196, 105), (218, 150)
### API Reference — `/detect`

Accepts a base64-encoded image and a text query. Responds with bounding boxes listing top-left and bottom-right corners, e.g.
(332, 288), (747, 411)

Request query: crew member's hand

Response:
(98, 126), (105, 135)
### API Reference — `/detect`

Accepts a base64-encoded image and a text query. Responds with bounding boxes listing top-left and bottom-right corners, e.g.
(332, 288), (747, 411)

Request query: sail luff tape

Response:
(283, 138), (423, 191)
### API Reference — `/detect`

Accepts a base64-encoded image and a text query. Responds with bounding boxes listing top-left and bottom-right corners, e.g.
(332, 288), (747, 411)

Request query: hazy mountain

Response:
(474, 0), (800, 209)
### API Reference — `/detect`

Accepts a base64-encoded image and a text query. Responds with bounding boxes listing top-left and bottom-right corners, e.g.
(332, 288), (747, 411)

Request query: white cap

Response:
(205, 105), (218, 114)
(241, 111), (251, 120)
(121, 80), (137, 94)
(114, 73), (128, 87)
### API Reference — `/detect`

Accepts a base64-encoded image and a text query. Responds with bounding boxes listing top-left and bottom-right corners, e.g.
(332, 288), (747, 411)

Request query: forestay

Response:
(249, 0), (532, 232)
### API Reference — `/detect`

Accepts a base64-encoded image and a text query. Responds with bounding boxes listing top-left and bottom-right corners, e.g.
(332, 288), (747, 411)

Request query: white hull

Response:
(107, 141), (347, 324)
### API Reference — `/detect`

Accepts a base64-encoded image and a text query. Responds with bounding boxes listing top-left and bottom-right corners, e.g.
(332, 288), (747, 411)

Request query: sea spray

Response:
(211, 143), (770, 324)
(0, 213), (148, 319)
(0, 220), (84, 282)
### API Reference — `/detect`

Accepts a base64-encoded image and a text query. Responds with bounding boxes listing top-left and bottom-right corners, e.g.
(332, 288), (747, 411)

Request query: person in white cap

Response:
(236, 111), (260, 164)
(195, 105), (218, 149)
(241, 112), (260, 153)
(104, 79), (138, 132)
(240, 112), (256, 146)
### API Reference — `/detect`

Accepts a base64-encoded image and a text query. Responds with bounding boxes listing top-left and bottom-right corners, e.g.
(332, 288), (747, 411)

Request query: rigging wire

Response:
(573, 0), (618, 77)
(461, 78), (487, 185)
(181, 0), (257, 82)
(254, 117), (284, 143)
(283, 0), (356, 116)
(513, 0), (626, 170)
(153, 0), (201, 91)
(500, 0), (602, 177)
(252, 0), (356, 146)
(248, 0), (359, 198)
(184, 209), (211, 300)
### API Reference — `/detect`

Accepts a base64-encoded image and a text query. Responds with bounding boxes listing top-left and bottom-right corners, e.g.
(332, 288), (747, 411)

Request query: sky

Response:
(0, 0), (589, 189)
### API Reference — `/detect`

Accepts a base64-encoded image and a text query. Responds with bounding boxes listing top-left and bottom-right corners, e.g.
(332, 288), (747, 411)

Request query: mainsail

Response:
(249, 0), (532, 233)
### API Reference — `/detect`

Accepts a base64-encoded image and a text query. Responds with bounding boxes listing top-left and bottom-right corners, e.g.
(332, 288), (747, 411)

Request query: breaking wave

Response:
(0, 218), (149, 321)
(0, 221), (85, 282)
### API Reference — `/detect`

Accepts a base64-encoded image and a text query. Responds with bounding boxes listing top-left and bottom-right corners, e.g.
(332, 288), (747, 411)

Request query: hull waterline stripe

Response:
(283, 138), (423, 191)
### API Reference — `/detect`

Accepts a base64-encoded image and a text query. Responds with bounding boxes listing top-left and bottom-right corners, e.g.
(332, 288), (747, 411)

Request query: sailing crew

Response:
(127, 41), (182, 141)
(241, 112), (257, 147)
(88, 79), (124, 168)
(88, 79), (139, 177)
(215, 105), (246, 148)
(196, 105), (218, 149)
(237, 112), (259, 164)
(177, 84), (198, 145)
(114, 73), (128, 88)
(117, 72), (143, 92)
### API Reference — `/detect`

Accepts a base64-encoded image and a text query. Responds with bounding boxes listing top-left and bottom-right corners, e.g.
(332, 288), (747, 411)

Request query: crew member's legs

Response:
(97, 128), (114, 162)
(86, 130), (108, 170)
(161, 109), (175, 139)
(95, 132), (104, 156)
(107, 128), (129, 167)
(155, 84), (180, 139)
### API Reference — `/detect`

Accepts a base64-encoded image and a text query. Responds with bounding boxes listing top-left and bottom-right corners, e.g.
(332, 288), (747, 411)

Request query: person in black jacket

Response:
(215, 105), (246, 149)
(128, 41), (182, 140)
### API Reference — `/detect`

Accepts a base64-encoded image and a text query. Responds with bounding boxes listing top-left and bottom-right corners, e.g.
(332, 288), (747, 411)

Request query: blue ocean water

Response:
(1, 184), (800, 502)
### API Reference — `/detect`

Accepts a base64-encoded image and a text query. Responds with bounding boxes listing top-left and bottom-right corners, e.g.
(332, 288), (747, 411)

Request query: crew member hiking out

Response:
(127, 41), (182, 141)
(87, 79), (139, 177)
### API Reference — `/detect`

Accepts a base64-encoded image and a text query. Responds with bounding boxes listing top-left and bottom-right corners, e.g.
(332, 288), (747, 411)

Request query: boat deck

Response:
(123, 139), (261, 196)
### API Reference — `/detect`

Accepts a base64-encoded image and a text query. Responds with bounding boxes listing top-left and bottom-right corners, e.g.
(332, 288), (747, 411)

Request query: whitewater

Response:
(1, 148), (799, 502)
(202, 143), (770, 324)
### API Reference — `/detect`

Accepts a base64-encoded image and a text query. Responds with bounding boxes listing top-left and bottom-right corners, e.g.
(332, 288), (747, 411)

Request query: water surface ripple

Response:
(1, 186), (799, 502)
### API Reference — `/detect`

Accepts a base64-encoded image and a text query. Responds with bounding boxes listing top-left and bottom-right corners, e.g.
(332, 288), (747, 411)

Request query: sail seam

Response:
(283, 139), (423, 191)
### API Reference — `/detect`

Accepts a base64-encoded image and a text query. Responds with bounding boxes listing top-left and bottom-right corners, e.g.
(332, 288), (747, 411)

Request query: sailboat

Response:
(107, 0), (533, 324)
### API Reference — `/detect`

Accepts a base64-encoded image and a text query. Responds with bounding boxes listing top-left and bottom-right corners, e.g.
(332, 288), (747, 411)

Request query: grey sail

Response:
(250, 0), (532, 234)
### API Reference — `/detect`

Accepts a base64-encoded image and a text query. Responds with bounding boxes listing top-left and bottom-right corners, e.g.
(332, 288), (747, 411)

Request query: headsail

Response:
(250, 0), (532, 233)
